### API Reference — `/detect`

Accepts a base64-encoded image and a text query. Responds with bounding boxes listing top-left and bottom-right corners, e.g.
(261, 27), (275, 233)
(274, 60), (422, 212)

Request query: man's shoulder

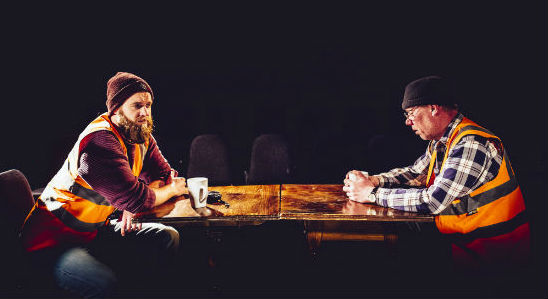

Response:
(457, 134), (492, 146)
(84, 129), (119, 141)
(147, 134), (159, 148)
(80, 130), (123, 153)
(453, 134), (503, 158)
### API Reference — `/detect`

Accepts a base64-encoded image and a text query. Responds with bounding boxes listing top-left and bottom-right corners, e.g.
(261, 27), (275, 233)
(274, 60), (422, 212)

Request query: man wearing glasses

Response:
(344, 75), (530, 276)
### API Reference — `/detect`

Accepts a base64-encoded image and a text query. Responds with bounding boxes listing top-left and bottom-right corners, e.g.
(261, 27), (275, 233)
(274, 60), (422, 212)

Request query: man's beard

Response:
(116, 113), (154, 144)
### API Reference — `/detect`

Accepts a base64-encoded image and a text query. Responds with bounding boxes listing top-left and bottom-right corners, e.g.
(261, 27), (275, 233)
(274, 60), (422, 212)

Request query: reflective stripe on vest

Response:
(426, 117), (527, 239)
(38, 113), (149, 232)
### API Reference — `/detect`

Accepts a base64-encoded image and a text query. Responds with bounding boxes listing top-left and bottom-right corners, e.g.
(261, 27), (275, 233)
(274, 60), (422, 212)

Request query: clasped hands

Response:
(343, 170), (378, 203)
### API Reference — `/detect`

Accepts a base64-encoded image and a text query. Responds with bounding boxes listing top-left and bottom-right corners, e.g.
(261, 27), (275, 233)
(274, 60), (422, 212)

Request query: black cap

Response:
(402, 75), (457, 110)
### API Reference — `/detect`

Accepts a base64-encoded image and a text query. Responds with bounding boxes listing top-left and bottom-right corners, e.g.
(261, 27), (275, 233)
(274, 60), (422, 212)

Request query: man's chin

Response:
(116, 113), (154, 143)
(415, 132), (428, 140)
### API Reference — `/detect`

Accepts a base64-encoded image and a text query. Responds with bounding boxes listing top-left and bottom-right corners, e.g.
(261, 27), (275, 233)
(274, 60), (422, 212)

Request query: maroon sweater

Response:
(77, 130), (175, 213)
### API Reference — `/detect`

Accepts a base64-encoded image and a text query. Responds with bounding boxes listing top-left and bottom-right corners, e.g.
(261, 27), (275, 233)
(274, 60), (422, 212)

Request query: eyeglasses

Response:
(403, 106), (421, 120)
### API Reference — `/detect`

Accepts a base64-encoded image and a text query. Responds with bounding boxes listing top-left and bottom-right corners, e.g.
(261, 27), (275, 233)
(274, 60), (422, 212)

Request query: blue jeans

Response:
(29, 222), (180, 298)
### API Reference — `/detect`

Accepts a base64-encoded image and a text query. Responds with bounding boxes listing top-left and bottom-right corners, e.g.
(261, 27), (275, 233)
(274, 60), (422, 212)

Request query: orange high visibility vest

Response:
(426, 117), (529, 267)
(22, 113), (148, 251)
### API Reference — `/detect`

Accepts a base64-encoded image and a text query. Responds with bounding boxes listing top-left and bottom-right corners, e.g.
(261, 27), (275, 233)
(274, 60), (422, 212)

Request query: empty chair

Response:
(186, 134), (232, 186)
(245, 134), (291, 184)
(0, 169), (35, 295)
(0, 169), (35, 240)
(1, 169), (72, 297)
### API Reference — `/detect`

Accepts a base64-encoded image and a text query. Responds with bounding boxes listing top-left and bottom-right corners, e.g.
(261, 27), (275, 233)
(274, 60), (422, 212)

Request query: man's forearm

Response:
(150, 185), (177, 207)
(149, 176), (188, 207)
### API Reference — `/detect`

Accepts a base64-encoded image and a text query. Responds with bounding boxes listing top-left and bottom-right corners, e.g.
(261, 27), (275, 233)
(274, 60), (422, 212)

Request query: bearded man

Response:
(21, 72), (188, 298)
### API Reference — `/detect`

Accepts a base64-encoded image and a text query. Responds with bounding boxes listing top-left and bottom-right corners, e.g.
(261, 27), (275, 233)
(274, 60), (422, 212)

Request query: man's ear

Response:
(431, 105), (439, 116)
(111, 108), (121, 123)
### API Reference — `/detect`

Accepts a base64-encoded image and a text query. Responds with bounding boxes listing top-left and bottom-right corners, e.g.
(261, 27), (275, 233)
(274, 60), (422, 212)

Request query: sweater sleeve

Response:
(77, 130), (156, 213)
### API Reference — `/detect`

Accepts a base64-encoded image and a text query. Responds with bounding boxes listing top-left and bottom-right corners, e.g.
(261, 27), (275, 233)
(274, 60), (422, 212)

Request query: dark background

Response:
(1, 1), (546, 297)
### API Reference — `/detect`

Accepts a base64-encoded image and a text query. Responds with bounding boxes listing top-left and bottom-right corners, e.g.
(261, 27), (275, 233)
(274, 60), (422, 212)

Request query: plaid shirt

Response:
(374, 113), (503, 214)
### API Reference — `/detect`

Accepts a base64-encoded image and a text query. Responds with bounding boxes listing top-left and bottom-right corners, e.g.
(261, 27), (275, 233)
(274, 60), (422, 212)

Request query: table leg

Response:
(303, 220), (324, 257)
(303, 220), (399, 257)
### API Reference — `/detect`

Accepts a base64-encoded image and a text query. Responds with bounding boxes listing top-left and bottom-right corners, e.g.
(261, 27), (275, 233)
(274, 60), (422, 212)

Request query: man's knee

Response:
(139, 223), (180, 252)
(53, 247), (117, 298)
(161, 225), (180, 252)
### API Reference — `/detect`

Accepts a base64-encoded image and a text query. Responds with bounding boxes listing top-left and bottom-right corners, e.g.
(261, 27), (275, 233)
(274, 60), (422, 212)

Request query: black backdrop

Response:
(2, 0), (546, 294)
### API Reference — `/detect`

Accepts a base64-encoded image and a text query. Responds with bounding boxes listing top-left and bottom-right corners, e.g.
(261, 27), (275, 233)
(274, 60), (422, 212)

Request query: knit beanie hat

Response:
(402, 75), (457, 110)
(106, 72), (154, 116)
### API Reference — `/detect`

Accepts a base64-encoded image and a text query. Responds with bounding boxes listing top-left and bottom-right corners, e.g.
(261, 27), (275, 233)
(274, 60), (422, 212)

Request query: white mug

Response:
(187, 177), (208, 209)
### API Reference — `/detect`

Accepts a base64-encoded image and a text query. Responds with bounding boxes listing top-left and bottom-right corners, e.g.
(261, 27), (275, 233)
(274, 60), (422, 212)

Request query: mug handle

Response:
(199, 187), (206, 203)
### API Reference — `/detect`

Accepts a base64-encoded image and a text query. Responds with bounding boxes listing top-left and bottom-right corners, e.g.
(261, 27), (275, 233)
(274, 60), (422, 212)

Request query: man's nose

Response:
(405, 118), (413, 126)
(139, 107), (150, 116)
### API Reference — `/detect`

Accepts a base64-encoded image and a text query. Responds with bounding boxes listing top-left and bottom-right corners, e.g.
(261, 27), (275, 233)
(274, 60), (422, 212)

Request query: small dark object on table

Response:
(207, 191), (230, 208)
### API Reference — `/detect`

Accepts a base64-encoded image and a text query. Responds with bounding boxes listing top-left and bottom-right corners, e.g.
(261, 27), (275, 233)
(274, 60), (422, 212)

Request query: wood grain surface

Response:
(281, 184), (433, 222)
(135, 185), (280, 223)
(135, 184), (433, 223)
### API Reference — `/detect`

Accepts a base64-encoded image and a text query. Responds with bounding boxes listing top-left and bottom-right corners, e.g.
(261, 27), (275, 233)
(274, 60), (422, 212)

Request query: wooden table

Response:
(280, 184), (433, 221)
(135, 184), (434, 252)
(280, 184), (433, 252)
(136, 185), (280, 225)
(136, 184), (433, 222)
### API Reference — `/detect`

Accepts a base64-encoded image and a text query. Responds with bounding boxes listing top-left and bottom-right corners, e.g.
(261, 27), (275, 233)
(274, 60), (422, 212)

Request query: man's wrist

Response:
(373, 175), (383, 187)
(368, 186), (378, 203)
(371, 186), (378, 199)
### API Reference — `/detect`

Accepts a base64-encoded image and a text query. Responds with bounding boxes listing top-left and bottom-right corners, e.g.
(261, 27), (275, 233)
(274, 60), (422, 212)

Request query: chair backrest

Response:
(186, 134), (232, 186)
(1, 170), (74, 295)
(0, 169), (35, 237)
(246, 134), (291, 184)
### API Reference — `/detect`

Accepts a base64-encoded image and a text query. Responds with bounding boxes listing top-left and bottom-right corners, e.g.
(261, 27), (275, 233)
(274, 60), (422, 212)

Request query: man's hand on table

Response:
(343, 170), (377, 203)
(168, 176), (188, 197)
(149, 171), (189, 207)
